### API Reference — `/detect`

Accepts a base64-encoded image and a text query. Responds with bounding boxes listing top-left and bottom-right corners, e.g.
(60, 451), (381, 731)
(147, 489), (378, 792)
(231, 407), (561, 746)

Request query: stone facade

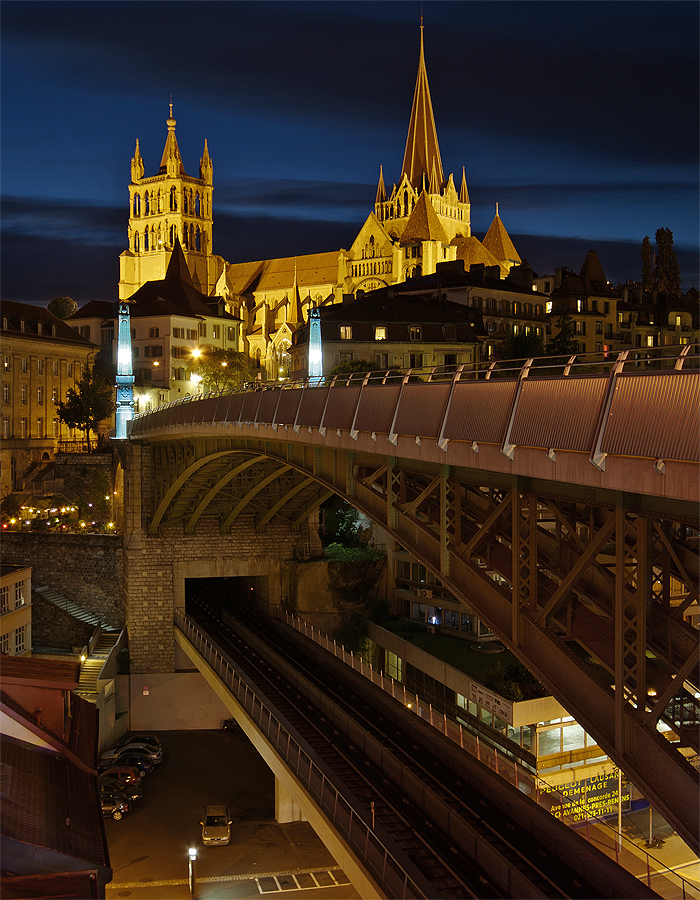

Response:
(1, 533), (122, 626)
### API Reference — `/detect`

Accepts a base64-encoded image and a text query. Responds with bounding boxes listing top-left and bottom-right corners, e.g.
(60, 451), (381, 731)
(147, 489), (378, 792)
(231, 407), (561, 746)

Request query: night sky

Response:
(2, 0), (698, 306)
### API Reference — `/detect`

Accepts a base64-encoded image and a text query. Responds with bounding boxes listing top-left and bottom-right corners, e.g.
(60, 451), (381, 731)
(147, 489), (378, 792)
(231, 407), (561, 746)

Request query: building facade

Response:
(0, 564), (31, 657)
(0, 301), (98, 498)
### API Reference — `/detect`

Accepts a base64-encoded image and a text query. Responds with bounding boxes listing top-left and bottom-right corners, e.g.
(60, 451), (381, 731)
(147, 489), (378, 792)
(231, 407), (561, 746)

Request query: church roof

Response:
(482, 212), (521, 264)
(400, 191), (448, 245)
(256, 252), (340, 292)
(159, 104), (185, 175)
(400, 24), (444, 191)
(452, 235), (500, 270)
(127, 239), (224, 319)
(224, 260), (266, 295)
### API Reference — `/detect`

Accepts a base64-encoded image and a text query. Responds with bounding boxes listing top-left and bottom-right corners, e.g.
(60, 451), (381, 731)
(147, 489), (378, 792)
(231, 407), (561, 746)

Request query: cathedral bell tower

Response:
(119, 104), (220, 300)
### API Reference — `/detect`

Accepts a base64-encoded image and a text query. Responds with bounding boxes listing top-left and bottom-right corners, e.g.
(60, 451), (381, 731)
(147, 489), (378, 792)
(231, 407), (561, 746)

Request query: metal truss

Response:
(144, 435), (699, 851)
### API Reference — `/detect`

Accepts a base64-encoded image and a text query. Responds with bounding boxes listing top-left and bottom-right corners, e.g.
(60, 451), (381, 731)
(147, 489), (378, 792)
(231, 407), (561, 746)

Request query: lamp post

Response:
(188, 847), (197, 899)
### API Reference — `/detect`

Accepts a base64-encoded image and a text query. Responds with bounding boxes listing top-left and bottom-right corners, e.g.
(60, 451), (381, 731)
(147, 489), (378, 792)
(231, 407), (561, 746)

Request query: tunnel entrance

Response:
(185, 575), (269, 621)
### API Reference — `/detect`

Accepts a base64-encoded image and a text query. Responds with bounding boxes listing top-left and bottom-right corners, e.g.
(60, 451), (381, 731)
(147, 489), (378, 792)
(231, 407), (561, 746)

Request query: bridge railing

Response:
(275, 607), (700, 900)
(133, 343), (699, 416)
(174, 609), (427, 900)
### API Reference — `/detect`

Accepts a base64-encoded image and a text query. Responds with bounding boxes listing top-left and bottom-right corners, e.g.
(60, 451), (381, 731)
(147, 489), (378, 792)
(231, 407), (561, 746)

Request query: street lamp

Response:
(188, 847), (197, 899)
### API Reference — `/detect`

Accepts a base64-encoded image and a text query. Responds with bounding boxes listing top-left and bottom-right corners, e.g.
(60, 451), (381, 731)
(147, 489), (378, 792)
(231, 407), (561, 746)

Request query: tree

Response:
(501, 331), (545, 360)
(192, 347), (250, 392)
(654, 227), (681, 295)
(328, 358), (407, 383)
(641, 235), (654, 292)
(549, 308), (578, 356)
(57, 366), (115, 453)
(47, 296), (78, 319)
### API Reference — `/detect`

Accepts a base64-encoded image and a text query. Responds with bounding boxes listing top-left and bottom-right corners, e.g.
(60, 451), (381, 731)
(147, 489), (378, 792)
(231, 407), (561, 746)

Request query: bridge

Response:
(126, 348), (699, 854)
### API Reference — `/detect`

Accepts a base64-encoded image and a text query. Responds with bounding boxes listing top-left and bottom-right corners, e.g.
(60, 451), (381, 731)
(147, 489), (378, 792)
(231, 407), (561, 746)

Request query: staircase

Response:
(76, 630), (121, 698)
(33, 585), (119, 630)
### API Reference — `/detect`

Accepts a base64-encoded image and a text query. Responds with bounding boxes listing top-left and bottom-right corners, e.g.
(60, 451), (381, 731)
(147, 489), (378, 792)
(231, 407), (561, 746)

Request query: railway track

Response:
(186, 587), (608, 899)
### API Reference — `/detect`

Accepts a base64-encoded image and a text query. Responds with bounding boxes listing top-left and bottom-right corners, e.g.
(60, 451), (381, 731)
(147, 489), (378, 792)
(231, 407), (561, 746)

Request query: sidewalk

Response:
(581, 808), (699, 899)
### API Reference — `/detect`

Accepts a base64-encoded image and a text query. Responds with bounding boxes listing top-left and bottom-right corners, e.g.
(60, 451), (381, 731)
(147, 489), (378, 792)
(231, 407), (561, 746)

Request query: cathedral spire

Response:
(159, 102), (184, 176)
(400, 20), (444, 192)
(131, 139), (144, 182)
(375, 165), (387, 205)
(199, 138), (213, 185)
(459, 167), (470, 204)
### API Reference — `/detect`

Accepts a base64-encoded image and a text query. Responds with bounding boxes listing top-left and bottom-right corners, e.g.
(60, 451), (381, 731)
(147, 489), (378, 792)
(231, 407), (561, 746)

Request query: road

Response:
(104, 729), (359, 900)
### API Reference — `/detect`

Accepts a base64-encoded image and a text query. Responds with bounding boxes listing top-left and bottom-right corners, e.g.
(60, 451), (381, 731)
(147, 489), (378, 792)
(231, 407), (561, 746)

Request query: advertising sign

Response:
(469, 682), (513, 725)
(543, 771), (630, 821)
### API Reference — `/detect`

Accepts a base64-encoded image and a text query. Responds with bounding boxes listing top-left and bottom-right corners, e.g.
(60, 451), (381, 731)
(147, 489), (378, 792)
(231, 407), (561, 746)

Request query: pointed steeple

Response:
(131, 139), (144, 182)
(165, 237), (194, 286)
(400, 191), (448, 245)
(482, 206), (521, 269)
(375, 166), (387, 205)
(400, 20), (444, 192)
(159, 103), (184, 176)
(287, 259), (303, 326)
(459, 167), (470, 204)
(199, 138), (213, 185)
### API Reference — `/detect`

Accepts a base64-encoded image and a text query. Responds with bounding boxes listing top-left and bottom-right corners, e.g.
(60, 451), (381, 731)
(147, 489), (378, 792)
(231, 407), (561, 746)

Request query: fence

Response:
(174, 609), (427, 899)
(274, 608), (699, 900)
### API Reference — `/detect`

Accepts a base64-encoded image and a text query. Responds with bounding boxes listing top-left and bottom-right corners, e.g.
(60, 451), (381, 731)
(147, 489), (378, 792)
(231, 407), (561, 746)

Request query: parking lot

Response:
(104, 729), (358, 899)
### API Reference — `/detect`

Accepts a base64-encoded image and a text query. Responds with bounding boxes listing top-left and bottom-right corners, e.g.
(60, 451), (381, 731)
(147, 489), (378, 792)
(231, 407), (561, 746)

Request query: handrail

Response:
(174, 610), (426, 899)
(275, 607), (700, 900)
(132, 343), (700, 421)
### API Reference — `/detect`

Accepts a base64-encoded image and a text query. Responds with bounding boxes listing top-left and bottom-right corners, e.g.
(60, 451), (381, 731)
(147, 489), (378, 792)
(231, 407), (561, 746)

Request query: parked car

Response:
(200, 805), (232, 846)
(98, 754), (153, 777)
(98, 764), (143, 784)
(100, 742), (162, 765)
(101, 791), (130, 821)
(99, 776), (143, 804)
(115, 733), (162, 752)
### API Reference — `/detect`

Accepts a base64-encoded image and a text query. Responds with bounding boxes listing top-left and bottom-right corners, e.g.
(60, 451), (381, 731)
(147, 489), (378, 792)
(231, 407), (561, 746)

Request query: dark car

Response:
(100, 742), (162, 766)
(99, 777), (143, 805)
(115, 733), (162, 752)
(98, 754), (153, 777)
(98, 764), (142, 784)
(100, 790), (130, 821)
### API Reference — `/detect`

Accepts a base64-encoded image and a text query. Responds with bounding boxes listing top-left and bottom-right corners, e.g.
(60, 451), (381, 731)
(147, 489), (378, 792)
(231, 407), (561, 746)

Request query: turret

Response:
(199, 139), (213, 185)
(131, 139), (144, 183)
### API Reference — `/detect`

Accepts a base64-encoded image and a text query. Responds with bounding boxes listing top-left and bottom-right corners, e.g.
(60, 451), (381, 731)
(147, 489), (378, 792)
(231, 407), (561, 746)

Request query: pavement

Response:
(103, 730), (359, 900)
(104, 730), (698, 900)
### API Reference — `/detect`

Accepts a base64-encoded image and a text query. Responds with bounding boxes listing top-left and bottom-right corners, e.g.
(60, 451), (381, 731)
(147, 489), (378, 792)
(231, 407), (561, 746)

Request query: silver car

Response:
(200, 805), (232, 845)
(101, 742), (163, 765)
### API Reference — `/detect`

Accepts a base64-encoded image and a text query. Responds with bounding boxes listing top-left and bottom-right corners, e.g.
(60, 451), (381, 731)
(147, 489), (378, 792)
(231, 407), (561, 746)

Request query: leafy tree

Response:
(57, 366), (115, 453)
(47, 296), (78, 319)
(192, 347), (250, 392)
(501, 331), (545, 360)
(328, 359), (375, 377)
(654, 227), (681, 295)
(641, 235), (654, 292)
(549, 309), (578, 356)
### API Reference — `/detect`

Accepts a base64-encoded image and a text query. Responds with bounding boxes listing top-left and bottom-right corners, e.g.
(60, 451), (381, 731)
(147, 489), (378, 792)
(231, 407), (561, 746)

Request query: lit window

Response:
(340, 325), (352, 340)
(409, 326), (422, 341)
(14, 582), (24, 608)
(21, 385), (27, 405)
(37, 359), (44, 375)
(20, 418), (28, 438)
(545, 302), (552, 314)
(0, 633), (9, 654)
(646, 336), (654, 347)
(2, 384), (8, 403)
(374, 326), (387, 341)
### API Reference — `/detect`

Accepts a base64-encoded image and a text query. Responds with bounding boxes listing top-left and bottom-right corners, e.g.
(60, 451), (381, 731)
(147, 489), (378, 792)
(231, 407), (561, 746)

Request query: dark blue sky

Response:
(2, 0), (698, 304)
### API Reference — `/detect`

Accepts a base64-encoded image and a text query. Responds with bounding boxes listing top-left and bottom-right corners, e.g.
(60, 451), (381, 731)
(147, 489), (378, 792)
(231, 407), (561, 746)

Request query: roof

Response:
(579, 249), (609, 292)
(68, 300), (114, 321)
(482, 214), (521, 265)
(0, 301), (97, 349)
(256, 252), (340, 293)
(0, 655), (80, 687)
(158, 105), (185, 175)
(453, 236), (500, 270)
(125, 240), (230, 319)
(400, 24), (444, 190)
(0, 734), (109, 870)
(400, 191), (448, 245)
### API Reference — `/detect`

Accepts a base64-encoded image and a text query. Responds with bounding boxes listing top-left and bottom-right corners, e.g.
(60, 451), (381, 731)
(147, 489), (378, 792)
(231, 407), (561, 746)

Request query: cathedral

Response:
(118, 23), (521, 381)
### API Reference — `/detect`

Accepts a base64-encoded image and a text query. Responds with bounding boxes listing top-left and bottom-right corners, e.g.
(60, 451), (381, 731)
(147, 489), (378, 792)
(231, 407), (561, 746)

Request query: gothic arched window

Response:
(195, 193), (201, 216)
(144, 192), (150, 215)
(182, 225), (189, 249)
(170, 186), (177, 211)
(144, 229), (149, 250)
(183, 191), (188, 214)
(133, 194), (141, 216)
(195, 227), (201, 251)
(135, 231), (140, 252)
(170, 224), (176, 245)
